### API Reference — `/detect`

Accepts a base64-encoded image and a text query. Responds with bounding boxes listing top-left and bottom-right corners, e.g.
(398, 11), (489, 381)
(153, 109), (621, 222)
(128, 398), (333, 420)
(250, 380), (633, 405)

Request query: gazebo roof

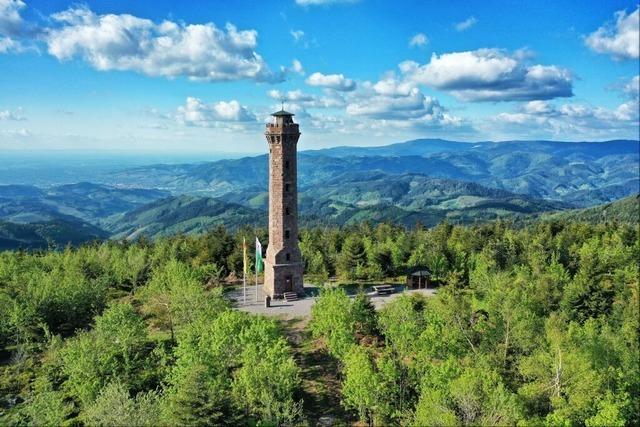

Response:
(410, 269), (432, 277)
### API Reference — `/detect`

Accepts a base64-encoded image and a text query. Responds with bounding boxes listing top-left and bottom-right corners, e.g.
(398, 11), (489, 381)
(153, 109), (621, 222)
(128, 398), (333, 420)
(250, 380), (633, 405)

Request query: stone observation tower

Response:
(263, 109), (304, 298)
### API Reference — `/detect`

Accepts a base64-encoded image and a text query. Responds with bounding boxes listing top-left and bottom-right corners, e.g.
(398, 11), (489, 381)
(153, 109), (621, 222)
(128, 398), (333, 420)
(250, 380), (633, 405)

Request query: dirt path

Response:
(281, 317), (354, 426)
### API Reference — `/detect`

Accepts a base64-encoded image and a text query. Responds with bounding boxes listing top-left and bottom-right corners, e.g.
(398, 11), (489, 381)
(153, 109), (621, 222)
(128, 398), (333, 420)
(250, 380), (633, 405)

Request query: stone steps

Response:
(283, 291), (299, 302)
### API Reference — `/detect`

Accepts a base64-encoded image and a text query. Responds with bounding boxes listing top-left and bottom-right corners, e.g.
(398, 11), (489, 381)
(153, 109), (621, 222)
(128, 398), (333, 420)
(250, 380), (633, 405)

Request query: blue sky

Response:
(0, 0), (638, 153)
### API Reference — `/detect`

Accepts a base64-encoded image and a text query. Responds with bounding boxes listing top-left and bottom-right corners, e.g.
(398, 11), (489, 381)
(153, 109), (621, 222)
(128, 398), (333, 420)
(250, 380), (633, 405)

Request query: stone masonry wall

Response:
(264, 119), (304, 298)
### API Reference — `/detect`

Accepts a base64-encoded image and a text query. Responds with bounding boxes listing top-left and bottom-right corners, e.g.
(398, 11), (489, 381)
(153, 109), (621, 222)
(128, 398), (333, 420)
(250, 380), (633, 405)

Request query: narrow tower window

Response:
(286, 253), (291, 261)
(285, 183), (290, 192)
(285, 207), (290, 215)
(285, 160), (290, 170)
(285, 230), (290, 239)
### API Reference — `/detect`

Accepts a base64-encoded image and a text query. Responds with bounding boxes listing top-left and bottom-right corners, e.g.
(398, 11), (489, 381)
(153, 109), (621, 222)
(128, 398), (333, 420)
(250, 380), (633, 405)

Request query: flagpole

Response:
(255, 237), (262, 302)
(243, 237), (247, 305)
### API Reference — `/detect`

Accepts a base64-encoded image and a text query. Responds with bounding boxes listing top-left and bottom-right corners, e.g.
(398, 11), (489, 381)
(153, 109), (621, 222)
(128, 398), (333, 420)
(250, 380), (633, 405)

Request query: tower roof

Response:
(271, 109), (295, 117)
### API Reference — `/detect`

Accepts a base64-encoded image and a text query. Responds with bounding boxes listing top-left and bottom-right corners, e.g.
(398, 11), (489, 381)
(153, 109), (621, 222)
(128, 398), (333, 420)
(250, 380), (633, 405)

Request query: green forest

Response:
(0, 218), (638, 426)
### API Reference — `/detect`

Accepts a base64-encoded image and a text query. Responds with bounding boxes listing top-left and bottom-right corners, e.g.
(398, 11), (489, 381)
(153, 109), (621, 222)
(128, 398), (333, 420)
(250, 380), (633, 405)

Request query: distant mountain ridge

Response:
(305, 138), (639, 158)
(103, 139), (639, 207)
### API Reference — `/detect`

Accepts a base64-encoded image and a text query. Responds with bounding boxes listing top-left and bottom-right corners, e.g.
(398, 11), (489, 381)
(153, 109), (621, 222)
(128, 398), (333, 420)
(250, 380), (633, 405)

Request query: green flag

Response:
(255, 237), (264, 273)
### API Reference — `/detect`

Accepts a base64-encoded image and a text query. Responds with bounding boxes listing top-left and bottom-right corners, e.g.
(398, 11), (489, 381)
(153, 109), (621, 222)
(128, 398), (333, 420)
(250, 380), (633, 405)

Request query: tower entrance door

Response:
(284, 275), (293, 292)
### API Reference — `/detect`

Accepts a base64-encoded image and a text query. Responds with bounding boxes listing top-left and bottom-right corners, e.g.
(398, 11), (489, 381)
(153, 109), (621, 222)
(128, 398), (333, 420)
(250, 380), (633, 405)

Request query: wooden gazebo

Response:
(406, 268), (432, 289)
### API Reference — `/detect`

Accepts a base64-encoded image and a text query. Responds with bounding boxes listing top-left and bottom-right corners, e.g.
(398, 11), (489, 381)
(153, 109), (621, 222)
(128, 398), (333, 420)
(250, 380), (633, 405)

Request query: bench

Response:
(373, 285), (394, 295)
(283, 291), (299, 302)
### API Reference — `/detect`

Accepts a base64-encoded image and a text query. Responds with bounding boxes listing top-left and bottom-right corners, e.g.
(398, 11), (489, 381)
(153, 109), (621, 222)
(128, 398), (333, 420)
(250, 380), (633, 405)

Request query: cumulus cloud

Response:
(45, 5), (283, 82)
(371, 75), (416, 97)
(409, 32), (428, 48)
(268, 72), (468, 135)
(615, 74), (640, 121)
(454, 16), (477, 32)
(306, 72), (356, 91)
(343, 75), (466, 132)
(347, 88), (441, 119)
(0, 107), (25, 120)
(176, 97), (257, 127)
(585, 7), (639, 60)
(492, 83), (639, 138)
(400, 48), (573, 102)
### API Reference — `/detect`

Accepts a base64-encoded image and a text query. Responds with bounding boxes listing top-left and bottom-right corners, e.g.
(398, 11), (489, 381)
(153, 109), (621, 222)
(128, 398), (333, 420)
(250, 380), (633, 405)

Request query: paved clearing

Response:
(229, 284), (436, 319)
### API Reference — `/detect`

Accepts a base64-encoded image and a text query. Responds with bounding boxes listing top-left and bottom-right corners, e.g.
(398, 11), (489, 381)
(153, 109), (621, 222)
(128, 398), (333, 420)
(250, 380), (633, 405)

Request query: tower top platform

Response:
(271, 109), (295, 117)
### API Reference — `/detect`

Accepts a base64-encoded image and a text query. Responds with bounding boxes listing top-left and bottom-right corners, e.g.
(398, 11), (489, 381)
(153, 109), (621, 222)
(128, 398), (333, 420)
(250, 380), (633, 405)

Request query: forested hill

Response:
(0, 218), (637, 425)
(541, 194), (639, 224)
(0, 217), (109, 250)
(0, 185), (635, 250)
(105, 195), (264, 240)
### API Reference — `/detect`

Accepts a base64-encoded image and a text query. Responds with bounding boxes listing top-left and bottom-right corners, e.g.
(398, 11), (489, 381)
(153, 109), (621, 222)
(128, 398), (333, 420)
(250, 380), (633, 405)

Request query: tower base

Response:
(264, 261), (304, 299)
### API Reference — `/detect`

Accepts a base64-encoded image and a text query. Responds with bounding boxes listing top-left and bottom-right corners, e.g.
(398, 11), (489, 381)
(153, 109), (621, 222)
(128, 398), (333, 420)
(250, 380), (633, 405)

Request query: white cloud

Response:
(176, 97), (257, 127)
(522, 99), (553, 115)
(585, 7), (639, 60)
(291, 59), (304, 74)
(46, 5), (283, 82)
(306, 71), (356, 91)
(290, 29), (304, 41)
(0, 35), (17, 52)
(454, 16), (477, 32)
(347, 88), (438, 119)
(491, 86), (639, 138)
(0, 0), (25, 52)
(400, 49), (573, 102)
(614, 75), (640, 121)
(0, 107), (25, 120)
(409, 32), (428, 48)
(0, 0), (24, 36)
(289, 28), (317, 48)
(343, 75), (467, 132)
(372, 74), (419, 97)
(268, 89), (345, 109)
(623, 75), (639, 97)
(1, 128), (30, 137)
(268, 72), (468, 135)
